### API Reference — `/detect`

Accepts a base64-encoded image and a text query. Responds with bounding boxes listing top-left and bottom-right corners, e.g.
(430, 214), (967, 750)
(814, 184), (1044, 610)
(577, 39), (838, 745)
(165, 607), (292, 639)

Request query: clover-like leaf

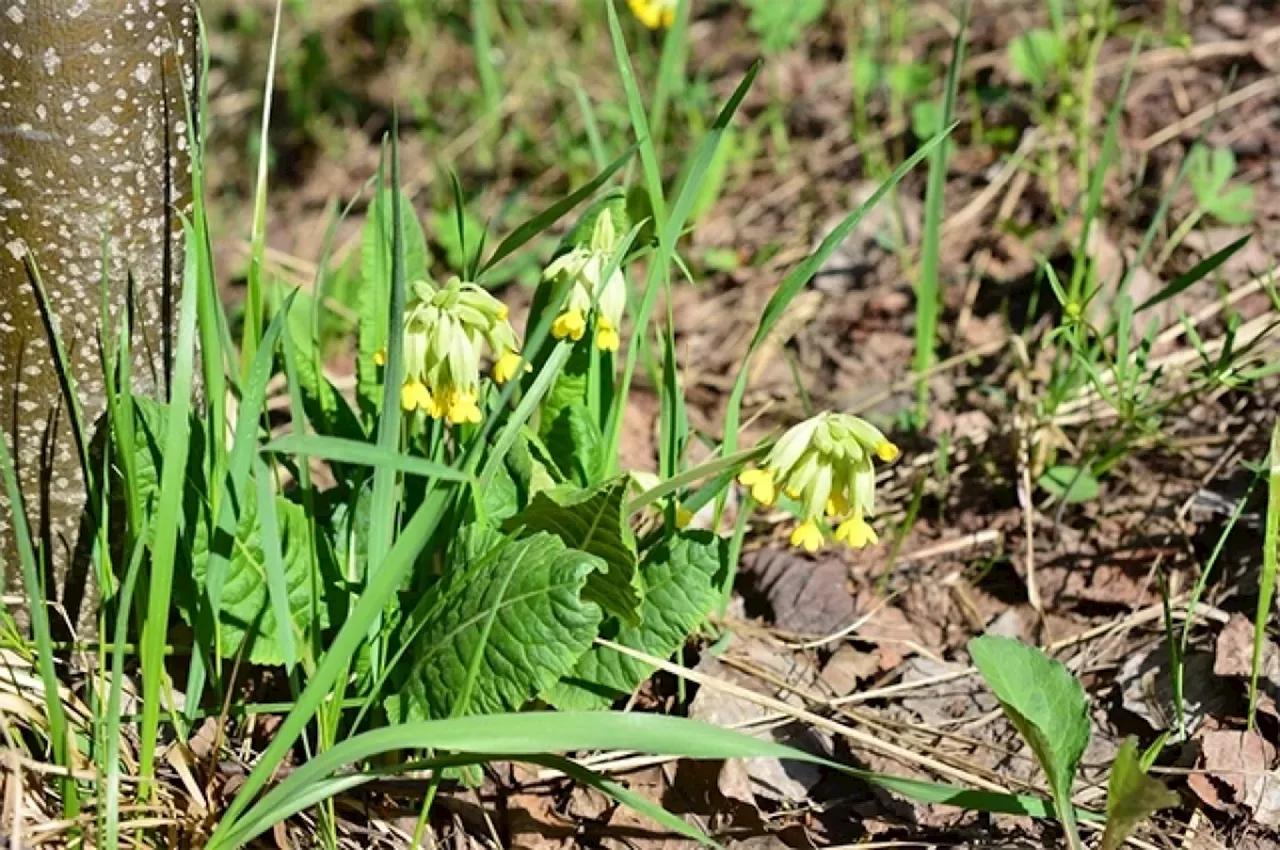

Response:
(970, 635), (1090, 833)
(1038, 465), (1100, 504)
(1100, 738), (1180, 850)
(545, 530), (726, 710)
(1187, 144), (1254, 226)
(744, 0), (825, 54)
(1008, 29), (1064, 88)
(386, 530), (605, 721)
(506, 478), (643, 625)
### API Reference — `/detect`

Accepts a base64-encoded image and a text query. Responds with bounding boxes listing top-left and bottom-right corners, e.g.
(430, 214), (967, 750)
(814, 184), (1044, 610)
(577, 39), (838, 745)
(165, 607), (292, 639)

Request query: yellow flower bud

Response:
(552, 309), (587, 342)
(790, 520), (824, 553)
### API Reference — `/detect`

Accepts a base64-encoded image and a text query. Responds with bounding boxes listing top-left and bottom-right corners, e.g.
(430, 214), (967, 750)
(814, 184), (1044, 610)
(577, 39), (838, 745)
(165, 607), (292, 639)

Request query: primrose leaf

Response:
(545, 530), (726, 710)
(1008, 29), (1063, 88)
(970, 635), (1090, 816)
(386, 530), (605, 720)
(542, 400), (603, 487)
(1037, 465), (1100, 504)
(850, 49), (880, 97)
(192, 493), (330, 666)
(358, 187), (428, 417)
(484, 427), (559, 522)
(506, 477), (643, 625)
(1100, 738), (1179, 850)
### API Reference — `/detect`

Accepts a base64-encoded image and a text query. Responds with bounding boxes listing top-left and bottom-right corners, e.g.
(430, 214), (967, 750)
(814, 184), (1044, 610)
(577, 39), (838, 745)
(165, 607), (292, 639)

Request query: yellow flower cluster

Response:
(544, 205), (628, 353)
(739, 413), (900, 553)
(629, 0), (677, 29)
(393, 277), (525, 425)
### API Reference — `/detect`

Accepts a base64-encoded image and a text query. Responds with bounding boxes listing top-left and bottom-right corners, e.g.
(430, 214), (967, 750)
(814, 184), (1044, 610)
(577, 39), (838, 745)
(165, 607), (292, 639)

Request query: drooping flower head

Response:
(397, 277), (525, 425)
(738, 412), (900, 553)
(628, 0), (677, 29)
(543, 196), (628, 353)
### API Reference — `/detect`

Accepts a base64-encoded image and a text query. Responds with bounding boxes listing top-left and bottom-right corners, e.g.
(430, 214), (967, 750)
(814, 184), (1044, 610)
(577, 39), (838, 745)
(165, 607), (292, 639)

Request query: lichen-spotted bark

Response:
(0, 0), (196, 634)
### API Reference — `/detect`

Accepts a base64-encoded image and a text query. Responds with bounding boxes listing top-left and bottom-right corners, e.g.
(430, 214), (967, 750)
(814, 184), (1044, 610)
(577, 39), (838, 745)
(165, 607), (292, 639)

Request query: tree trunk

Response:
(0, 0), (197, 635)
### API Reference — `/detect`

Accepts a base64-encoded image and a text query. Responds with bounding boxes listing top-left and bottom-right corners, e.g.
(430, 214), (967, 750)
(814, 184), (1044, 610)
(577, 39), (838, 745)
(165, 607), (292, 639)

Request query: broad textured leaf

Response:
(387, 531), (605, 721)
(546, 530), (725, 710)
(542, 400), (603, 487)
(483, 427), (559, 522)
(1100, 738), (1179, 850)
(506, 478), (643, 625)
(1008, 29), (1063, 87)
(358, 188), (428, 417)
(970, 635), (1090, 811)
(192, 493), (328, 666)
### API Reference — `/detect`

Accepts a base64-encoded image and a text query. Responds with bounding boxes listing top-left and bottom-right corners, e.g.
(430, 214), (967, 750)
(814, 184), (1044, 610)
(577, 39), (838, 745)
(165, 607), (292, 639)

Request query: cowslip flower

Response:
(396, 276), (525, 425)
(629, 0), (677, 29)
(739, 412), (900, 553)
(543, 203), (627, 353)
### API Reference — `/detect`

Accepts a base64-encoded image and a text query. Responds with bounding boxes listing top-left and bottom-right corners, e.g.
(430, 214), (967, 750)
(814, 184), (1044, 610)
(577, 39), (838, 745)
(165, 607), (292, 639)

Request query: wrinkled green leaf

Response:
(483, 427), (559, 522)
(193, 493), (329, 666)
(546, 530), (725, 709)
(542, 400), (603, 487)
(387, 531), (604, 721)
(358, 188), (428, 417)
(970, 635), (1090, 839)
(1008, 29), (1063, 88)
(1100, 738), (1179, 850)
(506, 478), (643, 625)
(1038, 465), (1100, 504)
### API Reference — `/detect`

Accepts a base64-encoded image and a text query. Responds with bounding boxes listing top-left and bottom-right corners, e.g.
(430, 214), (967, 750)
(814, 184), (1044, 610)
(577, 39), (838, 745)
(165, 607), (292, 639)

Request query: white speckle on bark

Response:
(87, 115), (116, 136)
(132, 64), (152, 85)
(5, 7), (23, 24)
(42, 48), (60, 75)
(67, 0), (91, 17)
(5, 240), (25, 260)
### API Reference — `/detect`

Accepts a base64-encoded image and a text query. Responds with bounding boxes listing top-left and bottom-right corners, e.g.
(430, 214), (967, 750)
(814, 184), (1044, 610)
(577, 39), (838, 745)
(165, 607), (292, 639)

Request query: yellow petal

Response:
(738, 468), (776, 506)
(675, 505), (694, 529)
(374, 348), (387, 367)
(877, 441), (900, 462)
(596, 321), (620, 352)
(789, 520), (824, 553)
(552, 309), (587, 342)
(835, 516), (878, 549)
(446, 390), (483, 425)
(400, 380), (426, 412)
(492, 350), (523, 385)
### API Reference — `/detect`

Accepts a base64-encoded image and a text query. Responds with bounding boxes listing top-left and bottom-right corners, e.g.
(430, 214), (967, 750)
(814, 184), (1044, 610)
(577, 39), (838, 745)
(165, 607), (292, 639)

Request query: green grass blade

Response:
(253, 456), (296, 670)
(605, 0), (666, 228)
(476, 343), (573, 491)
(241, 0), (284, 376)
(1135, 233), (1251, 314)
(263, 434), (471, 481)
(367, 127), (408, 598)
(102, 535), (148, 850)
(1249, 420), (1280, 728)
(480, 144), (636, 276)
(647, 0), (691, 152)
(627, 445), (766, 514)
(0, 416), (76, 814)
(720, 128), (951, 459)
(214, 711), (1063, 849)
(471, 0), (501, 116)
(138, 224), (202, 791)
(605, 62), (761, 469)
(914, 2), (968, 421)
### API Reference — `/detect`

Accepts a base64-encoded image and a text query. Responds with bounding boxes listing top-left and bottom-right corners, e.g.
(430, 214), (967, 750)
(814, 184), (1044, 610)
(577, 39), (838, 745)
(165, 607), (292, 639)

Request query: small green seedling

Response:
(1008, 28), (1065, 89)
(743, 0), (825, 54)
(1187, 143), (1254, 226)
(1101, 738), (1180, 850)
(1037, 464), (1100, 505)
(972, 636), (1178, 850)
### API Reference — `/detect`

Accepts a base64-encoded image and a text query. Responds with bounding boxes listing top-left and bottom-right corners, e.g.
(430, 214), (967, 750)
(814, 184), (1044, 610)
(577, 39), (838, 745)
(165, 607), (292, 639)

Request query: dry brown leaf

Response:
(1188, 729), (1280, 826)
